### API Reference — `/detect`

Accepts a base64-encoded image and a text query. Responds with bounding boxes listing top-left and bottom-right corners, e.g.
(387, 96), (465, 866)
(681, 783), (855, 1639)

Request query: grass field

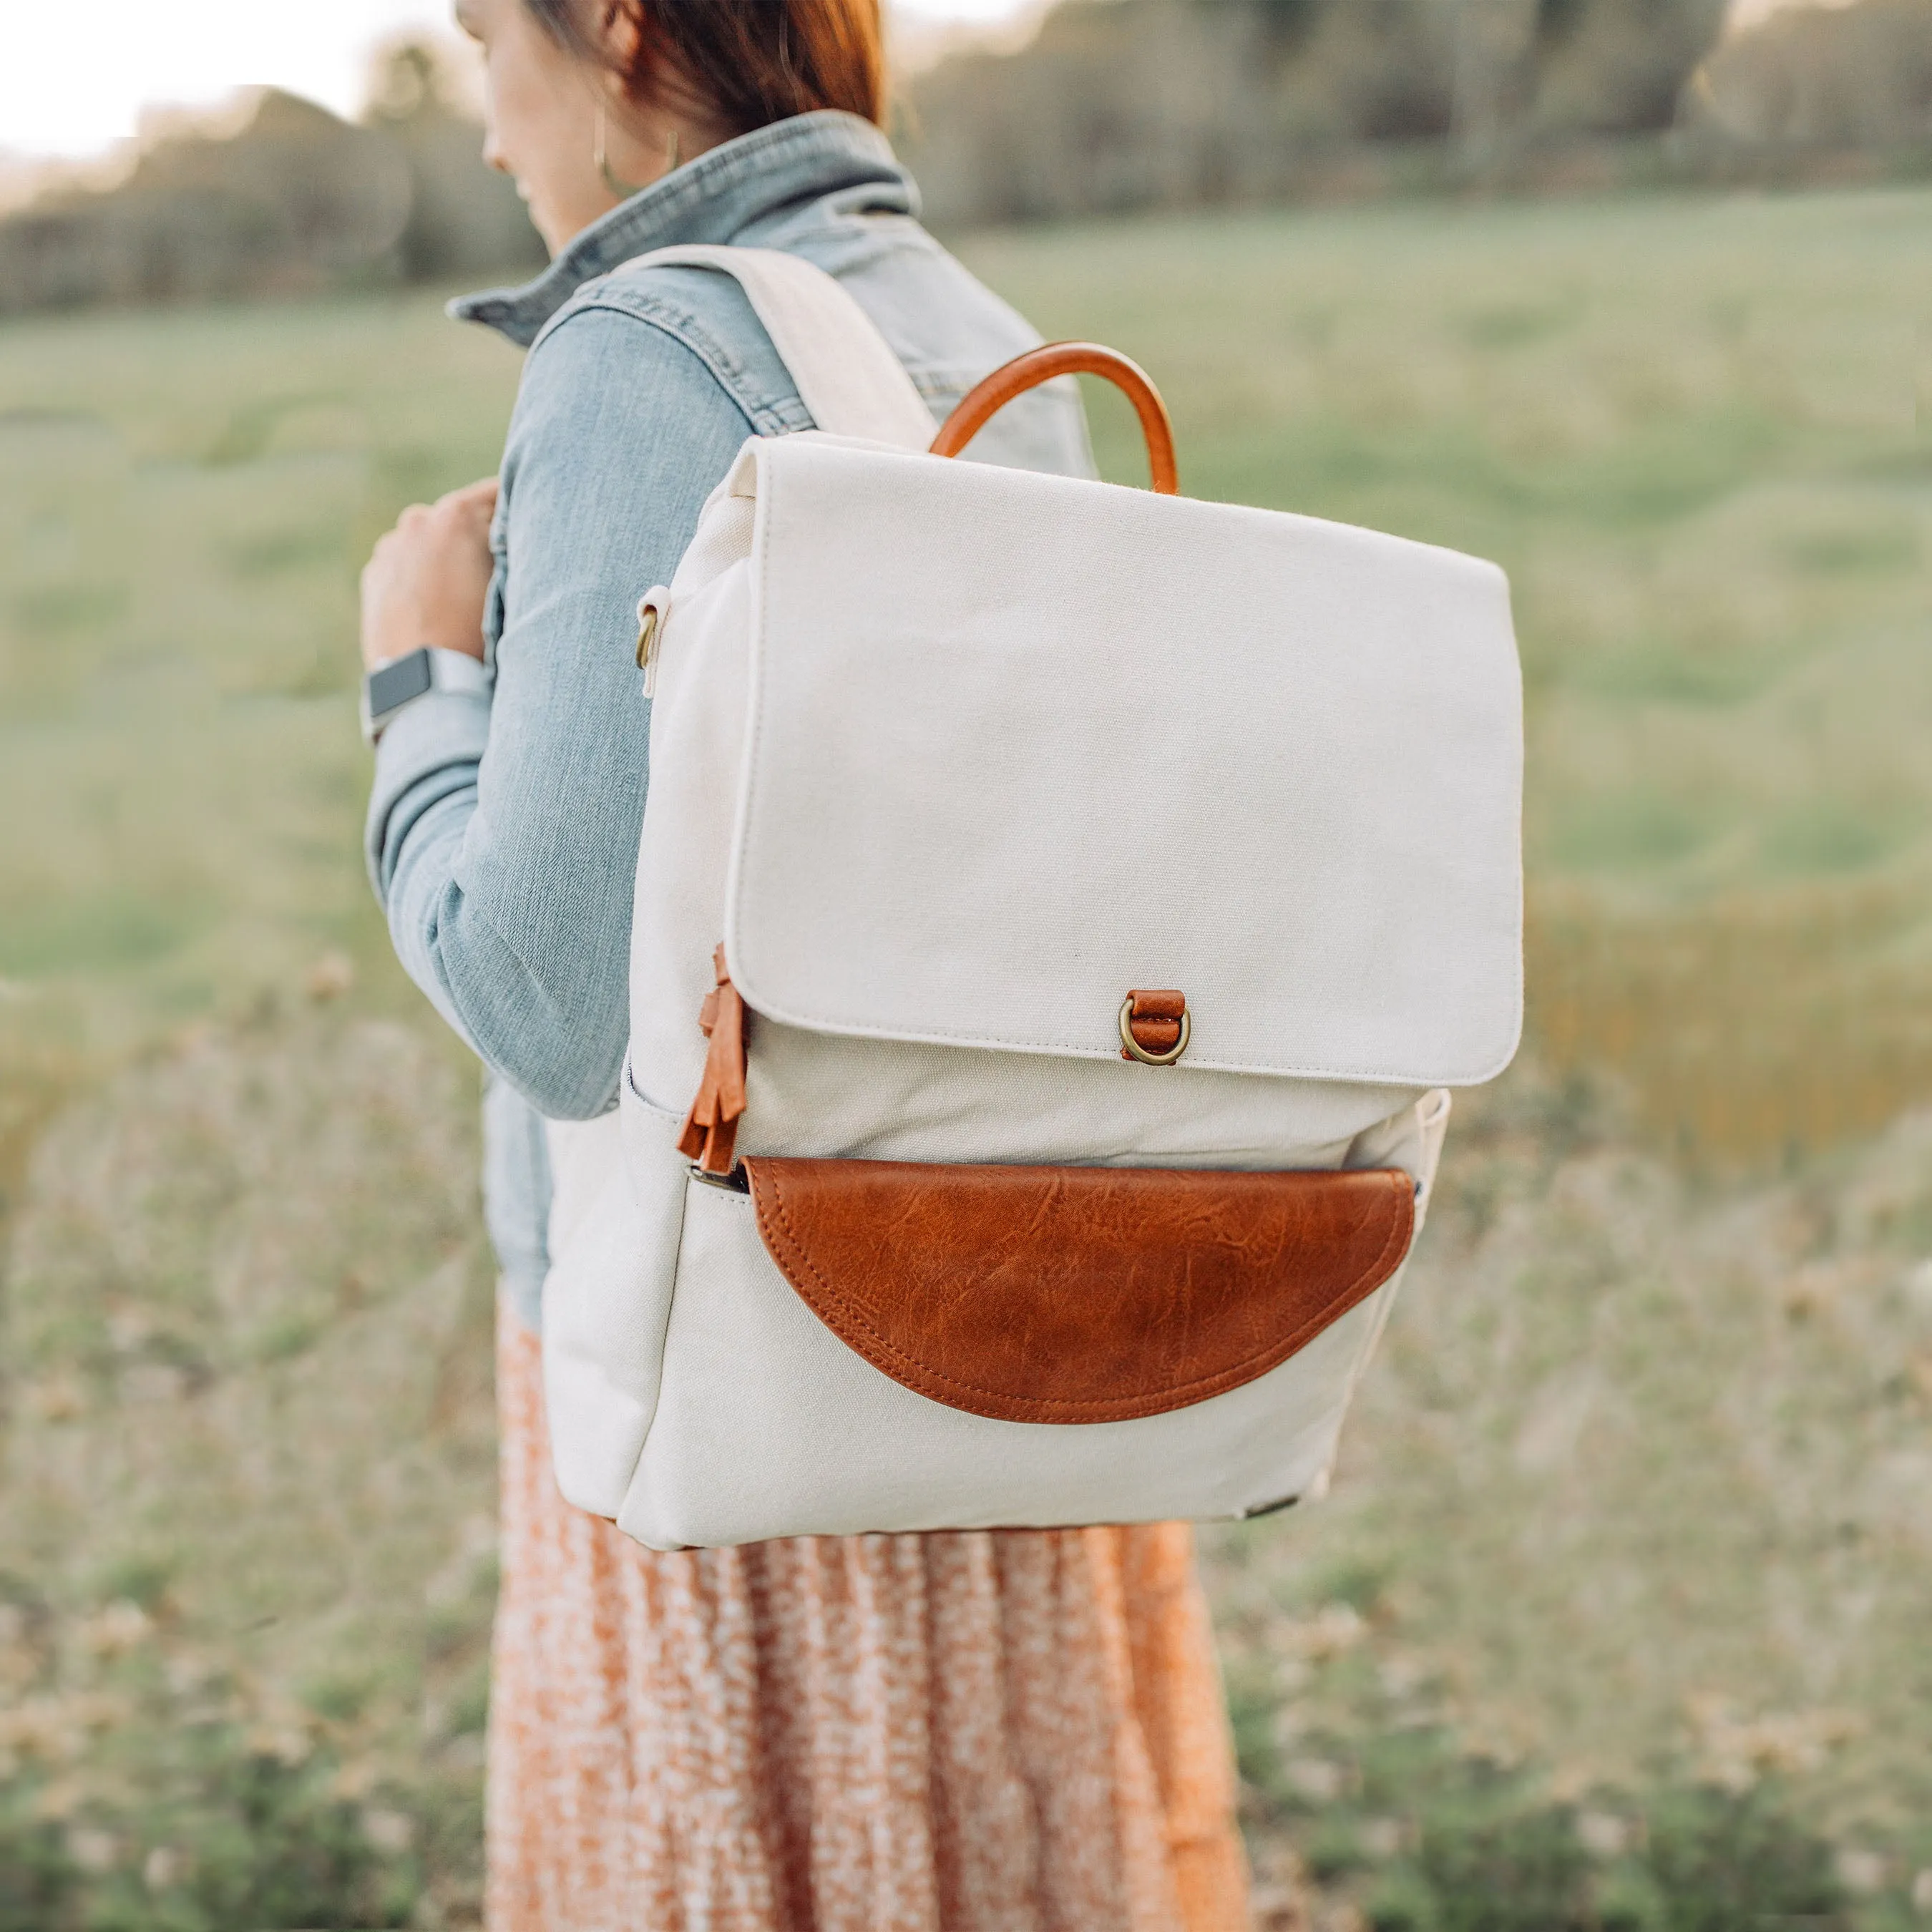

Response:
(2, 186), (1930, 1928)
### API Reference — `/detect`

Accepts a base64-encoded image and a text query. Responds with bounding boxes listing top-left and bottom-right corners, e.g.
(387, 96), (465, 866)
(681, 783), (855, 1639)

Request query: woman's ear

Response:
(595, 0), (647, 72)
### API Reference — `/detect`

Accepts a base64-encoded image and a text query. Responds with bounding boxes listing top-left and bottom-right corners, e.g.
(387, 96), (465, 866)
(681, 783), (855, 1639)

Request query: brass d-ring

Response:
(1119, 995), (1190, 1066)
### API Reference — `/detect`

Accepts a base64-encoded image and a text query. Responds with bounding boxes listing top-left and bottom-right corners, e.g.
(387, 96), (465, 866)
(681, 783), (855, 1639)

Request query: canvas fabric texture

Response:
(545, 248), (1520, 1550)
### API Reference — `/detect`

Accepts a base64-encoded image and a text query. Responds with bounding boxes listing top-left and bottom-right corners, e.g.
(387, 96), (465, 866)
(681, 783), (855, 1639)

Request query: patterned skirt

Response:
(489, 1311), (1252, 1930)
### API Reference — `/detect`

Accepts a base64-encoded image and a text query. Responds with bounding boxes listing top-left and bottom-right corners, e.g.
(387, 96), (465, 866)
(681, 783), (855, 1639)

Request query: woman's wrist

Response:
(361, 645), (495, 746)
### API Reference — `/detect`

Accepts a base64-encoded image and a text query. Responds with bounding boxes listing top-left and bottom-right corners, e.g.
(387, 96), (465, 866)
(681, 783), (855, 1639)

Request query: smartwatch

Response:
(360, 647), (494, 746)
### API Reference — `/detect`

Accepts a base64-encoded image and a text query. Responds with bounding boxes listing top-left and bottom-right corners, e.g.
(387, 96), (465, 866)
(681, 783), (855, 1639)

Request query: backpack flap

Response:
(721, 435), (1522, 1092)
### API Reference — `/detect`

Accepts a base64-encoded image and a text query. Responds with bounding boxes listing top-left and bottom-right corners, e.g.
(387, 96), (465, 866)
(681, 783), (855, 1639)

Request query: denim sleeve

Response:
(482, 1067), (552, 1329)
(366, 306), (757, 1118)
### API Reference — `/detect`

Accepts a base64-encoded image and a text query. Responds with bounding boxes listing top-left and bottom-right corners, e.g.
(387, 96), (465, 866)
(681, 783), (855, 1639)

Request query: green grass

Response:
(2, 187), (1931, 1926)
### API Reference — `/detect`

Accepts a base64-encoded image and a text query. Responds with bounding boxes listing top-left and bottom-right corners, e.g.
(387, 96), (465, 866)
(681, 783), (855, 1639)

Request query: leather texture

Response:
(675, 945), (749, 1174)
(1124, 987), (1188, 1060)
(931, 341), (1178, 493)
(743, 1158), (1414, 1425)
(608, 1087), (1451, 1548)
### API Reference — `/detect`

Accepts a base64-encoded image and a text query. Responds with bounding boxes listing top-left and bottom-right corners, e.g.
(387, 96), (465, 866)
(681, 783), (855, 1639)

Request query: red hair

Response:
(524, 0), (886, 134)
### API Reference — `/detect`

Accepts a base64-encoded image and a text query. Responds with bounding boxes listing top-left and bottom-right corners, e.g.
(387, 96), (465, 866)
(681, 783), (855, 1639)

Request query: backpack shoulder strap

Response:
(630, 243), (937, 451)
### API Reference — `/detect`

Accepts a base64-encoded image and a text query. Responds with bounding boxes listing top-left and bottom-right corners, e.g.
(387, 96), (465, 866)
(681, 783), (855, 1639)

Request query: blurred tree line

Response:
(0, 46), (544, 316)
(902, 0), (1932, 223)
(1, 2), (1928, 311)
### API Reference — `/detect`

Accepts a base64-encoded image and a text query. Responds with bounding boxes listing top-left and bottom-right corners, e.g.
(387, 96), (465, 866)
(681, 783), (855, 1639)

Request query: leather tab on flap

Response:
(1121, 988), (1190, 1065)
(742, 1160), (1415, 1425)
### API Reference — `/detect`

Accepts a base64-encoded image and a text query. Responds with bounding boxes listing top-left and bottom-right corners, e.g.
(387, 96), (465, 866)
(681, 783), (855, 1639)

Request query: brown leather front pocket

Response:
(741, 1158), (1415, 1425)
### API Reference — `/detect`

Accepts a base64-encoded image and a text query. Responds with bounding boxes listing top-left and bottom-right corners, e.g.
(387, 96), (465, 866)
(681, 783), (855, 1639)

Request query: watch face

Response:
(368, 650), (433, 716)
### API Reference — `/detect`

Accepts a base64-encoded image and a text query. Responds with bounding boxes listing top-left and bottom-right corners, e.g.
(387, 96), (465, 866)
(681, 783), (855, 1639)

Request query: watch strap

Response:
(361, 647), (494, 745)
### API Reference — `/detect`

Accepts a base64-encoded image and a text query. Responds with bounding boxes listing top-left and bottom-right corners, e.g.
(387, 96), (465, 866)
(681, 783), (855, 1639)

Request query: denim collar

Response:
(449, 109), (915, 348)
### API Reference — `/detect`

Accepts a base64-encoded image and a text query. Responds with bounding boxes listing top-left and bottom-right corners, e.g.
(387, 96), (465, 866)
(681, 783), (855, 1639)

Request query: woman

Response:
(358, 1), (1251, 1923)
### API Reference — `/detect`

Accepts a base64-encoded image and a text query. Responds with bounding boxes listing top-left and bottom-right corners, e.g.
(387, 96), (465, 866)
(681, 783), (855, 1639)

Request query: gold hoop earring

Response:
(595, 106), (683, 200)
(595, 103), (648, 201)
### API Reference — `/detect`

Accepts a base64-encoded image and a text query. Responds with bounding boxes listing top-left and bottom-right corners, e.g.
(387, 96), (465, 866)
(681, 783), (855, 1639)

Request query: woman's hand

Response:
(361, 477), (500, 670)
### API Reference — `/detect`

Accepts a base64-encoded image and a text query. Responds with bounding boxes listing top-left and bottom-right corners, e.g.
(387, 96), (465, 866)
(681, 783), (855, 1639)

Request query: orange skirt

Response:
(489, 1311), (1251, 1931)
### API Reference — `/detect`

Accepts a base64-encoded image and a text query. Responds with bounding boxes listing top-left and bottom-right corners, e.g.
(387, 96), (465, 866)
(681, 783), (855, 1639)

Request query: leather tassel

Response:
(677, 944), (748, 1174)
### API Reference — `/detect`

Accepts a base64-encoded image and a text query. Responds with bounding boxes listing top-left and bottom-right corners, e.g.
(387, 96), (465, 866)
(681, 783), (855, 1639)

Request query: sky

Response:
(1, 0), (1030, 161)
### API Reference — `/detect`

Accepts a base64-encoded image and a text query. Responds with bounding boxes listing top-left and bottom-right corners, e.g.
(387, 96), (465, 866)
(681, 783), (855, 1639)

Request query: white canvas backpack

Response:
(539, 245), (1522, 1552)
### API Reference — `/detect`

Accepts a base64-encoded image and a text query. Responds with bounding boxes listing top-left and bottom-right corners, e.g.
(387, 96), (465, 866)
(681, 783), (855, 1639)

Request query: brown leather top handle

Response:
(930, 342), (1179, 494)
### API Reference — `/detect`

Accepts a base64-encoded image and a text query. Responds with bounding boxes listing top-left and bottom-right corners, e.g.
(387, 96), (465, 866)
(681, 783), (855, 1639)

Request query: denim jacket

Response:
(364, 112), (1094, 1328)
